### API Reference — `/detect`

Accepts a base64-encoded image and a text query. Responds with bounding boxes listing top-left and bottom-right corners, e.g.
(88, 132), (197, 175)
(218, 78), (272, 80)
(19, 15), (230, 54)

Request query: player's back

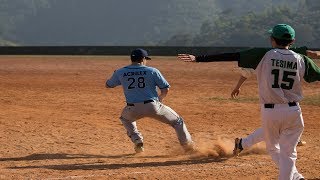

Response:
(256, 49), (305, 104)
(115, 64), (169, 103)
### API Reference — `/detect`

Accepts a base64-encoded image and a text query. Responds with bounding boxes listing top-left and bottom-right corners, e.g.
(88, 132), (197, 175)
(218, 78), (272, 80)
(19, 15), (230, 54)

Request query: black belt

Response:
(127, 100), (154, 106)
(264, 102), (297, 109)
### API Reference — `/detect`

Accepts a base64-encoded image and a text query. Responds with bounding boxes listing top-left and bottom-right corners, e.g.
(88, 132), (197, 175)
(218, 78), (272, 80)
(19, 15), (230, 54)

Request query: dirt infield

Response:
(1, 56), (320, 179)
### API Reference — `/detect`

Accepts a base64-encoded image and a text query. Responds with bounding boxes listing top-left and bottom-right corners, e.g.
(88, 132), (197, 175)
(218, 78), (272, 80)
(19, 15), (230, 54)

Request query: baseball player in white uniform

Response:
(232, 76), (306, 155)
(178, 24), (320, 180)
(231, 24), (320, 180)
(105, 48), (194, 153)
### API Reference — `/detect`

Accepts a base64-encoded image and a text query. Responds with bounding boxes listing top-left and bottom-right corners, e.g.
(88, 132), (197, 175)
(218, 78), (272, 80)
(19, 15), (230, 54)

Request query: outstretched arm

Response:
(306, 50), (320, 59)
(177, 54), (196, 62)
(178, 47), (317, 67)
(303, 55), (320, 82)
(178, 53), (239, 62)
(231, 76), (248, 99)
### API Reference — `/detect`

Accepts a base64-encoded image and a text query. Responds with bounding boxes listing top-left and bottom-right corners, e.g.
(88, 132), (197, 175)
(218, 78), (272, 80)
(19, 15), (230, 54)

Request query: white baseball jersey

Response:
(256, 48), (305, 179)
(255, 49), (305, 104)
(235, 47), (320, 179)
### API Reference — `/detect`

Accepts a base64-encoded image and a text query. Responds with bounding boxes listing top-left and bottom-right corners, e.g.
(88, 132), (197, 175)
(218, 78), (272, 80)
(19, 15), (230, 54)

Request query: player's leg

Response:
(146, 101), (194, 150)
(262, 104), (305, 180)
(261, 106), (281, 166)
(234, 127), (305, 156)
(241, 127), (264, 149)
(278, 106), (304, 180)
(120, 105), (144, 153)
(234, 127), (264, 155)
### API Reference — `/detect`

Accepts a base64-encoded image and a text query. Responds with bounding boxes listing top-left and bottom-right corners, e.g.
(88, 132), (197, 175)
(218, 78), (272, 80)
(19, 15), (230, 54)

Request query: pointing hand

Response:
(178, 54), (196, 62)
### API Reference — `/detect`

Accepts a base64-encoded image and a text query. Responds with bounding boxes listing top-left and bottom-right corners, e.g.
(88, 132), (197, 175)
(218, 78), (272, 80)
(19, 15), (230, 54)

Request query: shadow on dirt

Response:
(0, 153), (136, 161)
(5, 153), (227, 170)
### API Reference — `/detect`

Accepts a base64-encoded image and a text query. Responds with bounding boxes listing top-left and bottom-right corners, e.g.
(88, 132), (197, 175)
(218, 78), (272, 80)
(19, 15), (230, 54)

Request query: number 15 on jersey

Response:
(271, 69), (296, 90)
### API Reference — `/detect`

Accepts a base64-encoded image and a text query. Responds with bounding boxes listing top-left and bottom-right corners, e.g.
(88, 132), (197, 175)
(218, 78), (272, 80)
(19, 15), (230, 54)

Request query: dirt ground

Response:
(0, 55), (320, 180)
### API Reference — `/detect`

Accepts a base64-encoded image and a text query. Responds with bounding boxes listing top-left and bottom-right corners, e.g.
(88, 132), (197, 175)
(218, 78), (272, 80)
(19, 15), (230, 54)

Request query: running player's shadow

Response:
(0, 153), (135, 162)
(0, 152), (188, 162)
(8, 156), (226, 170)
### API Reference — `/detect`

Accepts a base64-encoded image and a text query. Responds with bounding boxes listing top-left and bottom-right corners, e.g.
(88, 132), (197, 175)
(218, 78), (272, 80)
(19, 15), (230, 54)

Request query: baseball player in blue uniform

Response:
(106, 48), (194, 153)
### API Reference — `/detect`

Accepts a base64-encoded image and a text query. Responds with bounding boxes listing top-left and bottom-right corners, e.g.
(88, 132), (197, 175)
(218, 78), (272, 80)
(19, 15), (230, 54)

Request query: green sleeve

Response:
(302, 55), (320, 83)
(238, 46), (308, 69)
(238, 48), (270, 69)
(291, 46), (308, 55)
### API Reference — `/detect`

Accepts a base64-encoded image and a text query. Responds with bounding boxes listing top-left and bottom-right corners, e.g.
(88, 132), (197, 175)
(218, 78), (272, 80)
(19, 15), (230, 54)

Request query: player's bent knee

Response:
(171, 117), (184, 127)
(120, 116), (131, 123)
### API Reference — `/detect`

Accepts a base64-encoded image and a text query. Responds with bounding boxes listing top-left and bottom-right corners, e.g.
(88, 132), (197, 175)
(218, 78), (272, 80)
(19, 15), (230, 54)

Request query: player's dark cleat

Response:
(233, 138), (243, 156)
(134, 142), (144, 153)
(297, 140), (306, 146)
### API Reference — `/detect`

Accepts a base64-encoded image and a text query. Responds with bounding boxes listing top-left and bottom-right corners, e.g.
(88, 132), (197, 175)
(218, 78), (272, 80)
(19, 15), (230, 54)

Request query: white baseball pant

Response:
(261, 103), (304, 180)
(119, 100), (193, 146)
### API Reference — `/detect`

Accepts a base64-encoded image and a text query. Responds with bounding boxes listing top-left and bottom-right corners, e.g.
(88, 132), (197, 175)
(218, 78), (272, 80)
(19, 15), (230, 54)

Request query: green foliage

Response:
(166, 0), (320, 48)
(0, 0), (319, 47)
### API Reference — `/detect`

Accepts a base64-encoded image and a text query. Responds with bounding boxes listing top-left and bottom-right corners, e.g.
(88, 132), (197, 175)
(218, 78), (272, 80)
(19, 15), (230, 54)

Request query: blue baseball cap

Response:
(268, 24), (295, 40)
(130, 48), (151, 61)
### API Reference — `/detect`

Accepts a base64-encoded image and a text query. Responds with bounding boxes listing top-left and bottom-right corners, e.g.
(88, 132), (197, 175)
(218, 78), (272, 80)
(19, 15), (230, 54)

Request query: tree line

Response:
(0, 0), (319, 47)
(164, 2), (320, 48)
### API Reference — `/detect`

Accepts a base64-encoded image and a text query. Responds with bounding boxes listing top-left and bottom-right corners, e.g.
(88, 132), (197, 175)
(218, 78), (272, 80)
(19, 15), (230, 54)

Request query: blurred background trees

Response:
(0, 0), (319, 47)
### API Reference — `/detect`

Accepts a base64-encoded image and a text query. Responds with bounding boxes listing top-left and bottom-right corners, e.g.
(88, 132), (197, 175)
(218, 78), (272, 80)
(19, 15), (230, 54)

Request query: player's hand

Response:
(231, 88), (240, 99)
(306, 50), (320, 59)
(178, 54), (196, 62)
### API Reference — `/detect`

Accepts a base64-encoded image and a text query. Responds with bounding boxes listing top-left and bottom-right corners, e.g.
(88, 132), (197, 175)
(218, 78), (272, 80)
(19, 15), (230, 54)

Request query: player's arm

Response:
(231, 66), (255, 98)
(105, 70), (121, 88)
(178, 53), (239, 62)
(306, 50), (320, 59)
(153, 68), (171, 102)
(178, 47), (315, 67)
(231, 75), (248, 99)
(177, 54), (196, 62)
(159, 88), (169, 102)
(302, 55), (320, 82)
(239, 47), (310, 69)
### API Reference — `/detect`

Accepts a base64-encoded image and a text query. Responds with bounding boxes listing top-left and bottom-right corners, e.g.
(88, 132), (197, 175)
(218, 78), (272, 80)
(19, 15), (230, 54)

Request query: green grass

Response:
(207, 96), (259, 103)
(208, 96), (229, 102)
(301, 94), (320, 106)
(232, 97), (260, 103)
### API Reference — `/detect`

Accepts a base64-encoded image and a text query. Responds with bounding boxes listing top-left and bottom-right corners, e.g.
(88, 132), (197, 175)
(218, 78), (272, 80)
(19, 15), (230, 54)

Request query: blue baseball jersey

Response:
(106, 64), (170, 103)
